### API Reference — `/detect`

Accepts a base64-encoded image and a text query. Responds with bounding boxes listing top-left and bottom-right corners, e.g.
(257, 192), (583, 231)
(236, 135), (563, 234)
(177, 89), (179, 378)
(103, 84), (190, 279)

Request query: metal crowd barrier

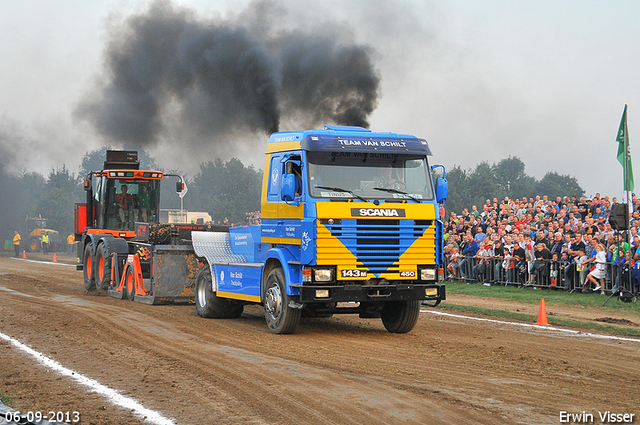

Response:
(443, 255), (639, 296)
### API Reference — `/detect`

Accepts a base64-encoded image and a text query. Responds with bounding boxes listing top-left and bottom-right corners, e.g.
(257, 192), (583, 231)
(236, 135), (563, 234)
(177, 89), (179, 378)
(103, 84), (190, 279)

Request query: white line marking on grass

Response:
(0, 331), (176, 425)
(421, 309), (640, 343)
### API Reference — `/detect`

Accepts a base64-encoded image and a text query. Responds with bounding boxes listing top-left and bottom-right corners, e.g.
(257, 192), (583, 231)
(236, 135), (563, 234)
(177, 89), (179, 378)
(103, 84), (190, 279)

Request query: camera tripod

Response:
(602, 283), (637, 306)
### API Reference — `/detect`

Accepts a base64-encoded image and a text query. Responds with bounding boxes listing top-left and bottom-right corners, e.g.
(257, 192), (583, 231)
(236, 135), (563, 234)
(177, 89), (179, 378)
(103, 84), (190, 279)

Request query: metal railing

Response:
(443, 255), (639, 296)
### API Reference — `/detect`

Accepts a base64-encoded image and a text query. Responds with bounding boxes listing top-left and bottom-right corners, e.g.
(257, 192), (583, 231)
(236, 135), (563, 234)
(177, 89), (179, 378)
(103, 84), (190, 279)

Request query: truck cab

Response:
(78, 151), (163, 237)
(193, 125), (447, 334)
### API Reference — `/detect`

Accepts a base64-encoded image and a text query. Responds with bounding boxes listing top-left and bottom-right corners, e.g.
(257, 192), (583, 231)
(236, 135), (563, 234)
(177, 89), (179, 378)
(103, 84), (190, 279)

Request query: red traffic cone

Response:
(22, 250), (26, 259)
(534, 298), (551, 326)
(53, 253), (57, 263)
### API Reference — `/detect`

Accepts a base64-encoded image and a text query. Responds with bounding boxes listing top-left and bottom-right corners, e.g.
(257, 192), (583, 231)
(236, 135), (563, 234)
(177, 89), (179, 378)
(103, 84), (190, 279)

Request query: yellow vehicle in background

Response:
(25, 216), (60, 252)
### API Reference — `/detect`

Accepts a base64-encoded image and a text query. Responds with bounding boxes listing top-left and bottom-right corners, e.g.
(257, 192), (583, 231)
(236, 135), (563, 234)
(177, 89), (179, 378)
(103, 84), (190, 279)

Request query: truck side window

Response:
(285, 161), (302, 197)
(268, 155), (282, 202)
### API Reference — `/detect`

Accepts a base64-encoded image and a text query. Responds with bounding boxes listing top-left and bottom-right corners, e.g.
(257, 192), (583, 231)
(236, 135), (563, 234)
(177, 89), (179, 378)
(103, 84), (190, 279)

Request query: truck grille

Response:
(317, 219), (435, 275)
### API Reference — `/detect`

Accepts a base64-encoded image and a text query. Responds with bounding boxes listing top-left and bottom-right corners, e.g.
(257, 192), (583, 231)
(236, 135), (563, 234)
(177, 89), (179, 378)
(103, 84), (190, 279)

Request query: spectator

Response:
(532, 243), (551, 285)
(523, 235), (535, 283)
(568, 233), (586, 257)
(611, 249), (627, 293)
(549, 252), (560, 287)
(446, 246), (461, 279)
(582, 244), (607, 294)
(512, 241), (527, 285)
(473, 240), (493, 282)
(473, 225), (486, 244)
(13, 231), (21, 257)
(550, 232), (564, 257)
(67, 233), (75, 255)
(535, 230), (549, 248)
(574, 248), (589, 289)
(500, 247), (516, 284)
(42, 232), (49, 255)
(459, 234), (479, 279)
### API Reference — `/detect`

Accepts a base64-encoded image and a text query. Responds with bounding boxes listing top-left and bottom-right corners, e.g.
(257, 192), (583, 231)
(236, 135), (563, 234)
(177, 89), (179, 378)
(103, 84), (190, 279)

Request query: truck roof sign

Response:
(268, 126), (432, 155)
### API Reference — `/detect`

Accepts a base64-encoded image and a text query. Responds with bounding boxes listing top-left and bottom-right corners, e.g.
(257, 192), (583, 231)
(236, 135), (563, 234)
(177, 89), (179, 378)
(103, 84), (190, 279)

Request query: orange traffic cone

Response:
(534, 298), (551, 326)
(53, 253), (57, 263)
(22, 250), (26, 259)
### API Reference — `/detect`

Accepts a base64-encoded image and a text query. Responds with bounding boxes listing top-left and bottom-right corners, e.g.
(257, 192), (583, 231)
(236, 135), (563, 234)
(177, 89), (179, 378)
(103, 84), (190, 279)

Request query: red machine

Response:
(75, 150), (222, 303)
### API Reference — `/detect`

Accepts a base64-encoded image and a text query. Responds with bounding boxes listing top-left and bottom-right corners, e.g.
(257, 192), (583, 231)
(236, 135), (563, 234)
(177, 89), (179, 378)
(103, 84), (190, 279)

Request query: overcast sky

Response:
(1, 0), (639, 199)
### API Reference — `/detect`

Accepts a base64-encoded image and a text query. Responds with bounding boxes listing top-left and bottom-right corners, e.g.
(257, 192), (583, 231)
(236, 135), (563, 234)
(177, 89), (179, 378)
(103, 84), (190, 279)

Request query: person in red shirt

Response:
(115, 185), (134, 224)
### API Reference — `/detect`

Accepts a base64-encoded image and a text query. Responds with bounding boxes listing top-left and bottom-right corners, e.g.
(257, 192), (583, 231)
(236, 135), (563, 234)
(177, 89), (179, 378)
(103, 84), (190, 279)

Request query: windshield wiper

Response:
(315, 186), (368, 203)
(373, 187), (421, 203)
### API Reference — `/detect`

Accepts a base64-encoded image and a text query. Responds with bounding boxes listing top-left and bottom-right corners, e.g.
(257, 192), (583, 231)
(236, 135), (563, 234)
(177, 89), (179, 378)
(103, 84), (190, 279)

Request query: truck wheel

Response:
(95, 244), (111, 291)
(264, 267), (301, 334)
(83, 244), (95, 291)
(195, 266), (244, 318)
(380, 300), (421, 333)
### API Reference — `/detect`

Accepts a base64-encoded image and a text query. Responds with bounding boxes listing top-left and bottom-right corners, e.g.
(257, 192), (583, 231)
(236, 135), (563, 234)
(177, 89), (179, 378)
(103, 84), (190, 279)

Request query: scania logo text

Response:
(351, 208), (406, 217)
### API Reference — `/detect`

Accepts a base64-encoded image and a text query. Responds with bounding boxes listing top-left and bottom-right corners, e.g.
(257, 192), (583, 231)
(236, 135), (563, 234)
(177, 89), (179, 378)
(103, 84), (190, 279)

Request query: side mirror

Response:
(430, 164), (447, 205)
(83, 179), (91, 191)
(281, 174), (296, 202)
(176, 181), (184, 193)
(436, 177), (448, 204)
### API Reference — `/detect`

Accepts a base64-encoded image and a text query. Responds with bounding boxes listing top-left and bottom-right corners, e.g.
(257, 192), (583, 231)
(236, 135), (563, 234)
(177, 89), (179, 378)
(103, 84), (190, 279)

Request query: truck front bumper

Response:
(298, 283), (446, 304)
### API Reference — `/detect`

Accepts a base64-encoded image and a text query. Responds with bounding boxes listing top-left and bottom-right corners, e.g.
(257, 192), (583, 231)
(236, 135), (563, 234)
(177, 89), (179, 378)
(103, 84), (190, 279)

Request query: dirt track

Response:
(1, 256), (639, 425)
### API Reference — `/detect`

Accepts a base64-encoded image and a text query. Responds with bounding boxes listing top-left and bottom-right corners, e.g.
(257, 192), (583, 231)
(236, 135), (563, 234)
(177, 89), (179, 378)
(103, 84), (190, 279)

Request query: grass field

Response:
(442, 281), (640, 337)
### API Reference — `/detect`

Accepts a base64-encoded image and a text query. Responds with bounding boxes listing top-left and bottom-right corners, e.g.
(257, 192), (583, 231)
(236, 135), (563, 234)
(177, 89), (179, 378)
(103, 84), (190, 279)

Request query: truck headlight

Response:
(420, 268), (437, 281)
(315, 289), (330, 298)
(314, 268), (334, 282)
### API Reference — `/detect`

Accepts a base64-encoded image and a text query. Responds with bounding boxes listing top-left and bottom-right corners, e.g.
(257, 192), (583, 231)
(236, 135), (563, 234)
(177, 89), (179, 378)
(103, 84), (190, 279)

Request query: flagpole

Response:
(624, 105), (631, 223)
(623, 105), (632, 299)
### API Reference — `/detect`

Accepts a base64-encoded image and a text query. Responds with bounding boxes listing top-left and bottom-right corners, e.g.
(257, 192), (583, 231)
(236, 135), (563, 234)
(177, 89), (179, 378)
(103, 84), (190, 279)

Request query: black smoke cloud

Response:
(76, 0), (380, 148)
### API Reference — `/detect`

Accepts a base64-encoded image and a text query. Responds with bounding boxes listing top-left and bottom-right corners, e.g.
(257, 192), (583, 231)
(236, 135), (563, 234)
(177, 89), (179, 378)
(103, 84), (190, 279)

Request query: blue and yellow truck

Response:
(192, 125), (447, 334)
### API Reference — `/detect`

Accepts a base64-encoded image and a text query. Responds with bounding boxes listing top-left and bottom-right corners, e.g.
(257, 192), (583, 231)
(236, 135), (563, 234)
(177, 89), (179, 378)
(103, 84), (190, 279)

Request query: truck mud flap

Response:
(150, 245), (201, 304)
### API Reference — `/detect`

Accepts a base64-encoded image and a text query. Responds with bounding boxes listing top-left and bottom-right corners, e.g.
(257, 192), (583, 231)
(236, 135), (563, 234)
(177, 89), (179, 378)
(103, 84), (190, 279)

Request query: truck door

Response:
(261, 153), (304, 246)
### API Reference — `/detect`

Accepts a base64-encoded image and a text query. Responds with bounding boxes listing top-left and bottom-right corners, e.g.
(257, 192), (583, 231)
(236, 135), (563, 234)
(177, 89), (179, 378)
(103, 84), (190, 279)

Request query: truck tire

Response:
(95, 244), (111, 291)
(195, 266), (244, 318)
(83, 244), (95, 291)
(380, 300), (421, 333)
(264, 267), (301, 334)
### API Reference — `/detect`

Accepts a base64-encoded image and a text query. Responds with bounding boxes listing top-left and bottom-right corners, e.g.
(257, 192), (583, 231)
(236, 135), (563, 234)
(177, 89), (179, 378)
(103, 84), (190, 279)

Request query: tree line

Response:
(0, 147), (262, 244)
(444, 156), (584, 215)
(0, 151), (584, 244)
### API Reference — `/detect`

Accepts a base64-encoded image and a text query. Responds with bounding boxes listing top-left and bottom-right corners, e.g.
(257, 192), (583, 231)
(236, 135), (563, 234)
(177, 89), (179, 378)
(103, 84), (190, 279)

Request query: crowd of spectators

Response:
(443, 193), (640, 294)
(245, 211), (261, 225)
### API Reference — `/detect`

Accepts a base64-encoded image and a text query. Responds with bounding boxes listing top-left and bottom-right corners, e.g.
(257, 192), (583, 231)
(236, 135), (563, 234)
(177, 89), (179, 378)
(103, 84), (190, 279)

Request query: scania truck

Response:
(191, 125), (447, 333)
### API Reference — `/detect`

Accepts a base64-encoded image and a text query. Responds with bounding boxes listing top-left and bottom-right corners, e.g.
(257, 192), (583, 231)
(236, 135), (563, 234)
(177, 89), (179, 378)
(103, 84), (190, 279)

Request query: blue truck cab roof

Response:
(267, 125), (432, 156)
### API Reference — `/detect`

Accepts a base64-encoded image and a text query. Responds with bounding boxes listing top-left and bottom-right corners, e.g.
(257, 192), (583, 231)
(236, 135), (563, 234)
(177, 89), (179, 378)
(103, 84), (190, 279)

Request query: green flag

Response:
(617, 104), (634, 192)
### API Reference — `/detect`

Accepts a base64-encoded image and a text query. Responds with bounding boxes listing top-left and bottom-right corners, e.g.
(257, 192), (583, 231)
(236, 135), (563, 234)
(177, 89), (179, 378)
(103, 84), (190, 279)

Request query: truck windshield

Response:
(104, 178), (160, 231)
(307, 151), (435, 201)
